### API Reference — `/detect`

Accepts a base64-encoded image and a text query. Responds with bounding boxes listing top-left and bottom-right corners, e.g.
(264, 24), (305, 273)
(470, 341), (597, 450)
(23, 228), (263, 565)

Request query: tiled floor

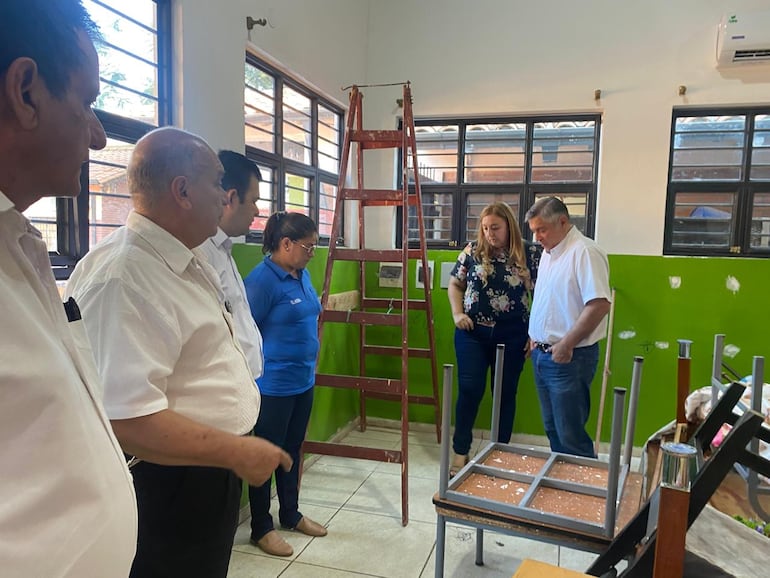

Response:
(228, 424), (629, 578)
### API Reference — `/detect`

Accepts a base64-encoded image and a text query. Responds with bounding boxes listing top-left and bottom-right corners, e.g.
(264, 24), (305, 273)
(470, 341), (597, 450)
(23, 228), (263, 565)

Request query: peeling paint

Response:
(723, 344), (740, 359)
(669, 276), (681, 289)
(726, 275), (740, 294)
(618, 330), (636, 340)
(655, 341), (669, 349)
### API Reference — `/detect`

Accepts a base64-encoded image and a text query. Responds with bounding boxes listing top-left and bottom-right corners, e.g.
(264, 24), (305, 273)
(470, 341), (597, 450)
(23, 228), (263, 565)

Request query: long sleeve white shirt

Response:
(198, 228), (264, 380)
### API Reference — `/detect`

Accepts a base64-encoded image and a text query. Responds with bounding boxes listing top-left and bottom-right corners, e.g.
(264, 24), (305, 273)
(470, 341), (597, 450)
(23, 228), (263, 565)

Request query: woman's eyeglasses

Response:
(293, 241), (317, 254)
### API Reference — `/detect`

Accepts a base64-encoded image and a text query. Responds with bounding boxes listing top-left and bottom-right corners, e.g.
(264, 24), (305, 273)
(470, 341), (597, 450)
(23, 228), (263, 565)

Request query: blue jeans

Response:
(453, 322), (528, 456)
(249, 387), (314, 541)
(531, 343), (599, 457)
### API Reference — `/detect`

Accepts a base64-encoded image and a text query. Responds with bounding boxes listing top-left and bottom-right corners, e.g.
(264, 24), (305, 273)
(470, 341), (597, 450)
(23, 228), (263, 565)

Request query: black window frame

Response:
(47, 0), (173, 279)
(398, 114), (601, 249)
(243, 52), (344, 246)
(664, 105), (770, 258)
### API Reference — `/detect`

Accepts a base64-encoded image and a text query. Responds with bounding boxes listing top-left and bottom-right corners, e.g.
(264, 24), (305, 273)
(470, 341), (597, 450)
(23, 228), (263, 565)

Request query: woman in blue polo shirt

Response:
(244, 211), (326, 557)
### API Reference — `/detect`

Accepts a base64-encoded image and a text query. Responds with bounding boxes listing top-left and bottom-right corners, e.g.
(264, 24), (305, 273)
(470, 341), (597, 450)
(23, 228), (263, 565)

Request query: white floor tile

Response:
(344, 470), (440, 524)
(295, 509), (436, 578)
(227, 550), (288, 577)
(297, 463), (372, 509)
(425, 526), (559, 578)
(281, 561), (388, 577)
(556, 546), (598, 572)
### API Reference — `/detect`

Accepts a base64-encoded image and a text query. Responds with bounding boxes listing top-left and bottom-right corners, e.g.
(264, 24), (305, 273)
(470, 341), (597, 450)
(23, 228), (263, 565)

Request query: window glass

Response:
(285, 173), (311, 215)
(318, 105), (341, 173)
(665, 108), (770, 256)
(410, 125), (459, 184)
(244, 55), (343, 241)
(671, 116), (745, 181)
(531, 121), (596, 183)
(319, 181), (337, 238)
(465, 193), (520, 243)
(88, 137), (134, 246)
(750, 192), (770, 249)
(85, 0), (162, 124)
(464, 124), (525, 183)
(751, 114), (770, 181)
(404, 115), (599, 246)
(282, 86), (312, 165)
(409, 192), (453, 242)
(669, 191), (735, 250)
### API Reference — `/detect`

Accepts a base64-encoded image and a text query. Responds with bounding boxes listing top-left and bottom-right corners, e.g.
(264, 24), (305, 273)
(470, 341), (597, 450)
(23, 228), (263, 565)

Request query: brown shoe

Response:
(449, 453), (469, 477)
(293, 516), (328, 537)
(252, 530), (293, 557)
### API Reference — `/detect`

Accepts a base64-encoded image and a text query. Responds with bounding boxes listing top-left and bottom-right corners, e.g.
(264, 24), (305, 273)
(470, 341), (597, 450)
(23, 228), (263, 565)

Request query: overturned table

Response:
(433, 350), (645, 577)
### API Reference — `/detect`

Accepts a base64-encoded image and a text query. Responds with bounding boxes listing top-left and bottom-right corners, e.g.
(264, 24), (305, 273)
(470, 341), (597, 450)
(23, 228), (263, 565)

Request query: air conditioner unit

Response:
(716, 12), (770, 67)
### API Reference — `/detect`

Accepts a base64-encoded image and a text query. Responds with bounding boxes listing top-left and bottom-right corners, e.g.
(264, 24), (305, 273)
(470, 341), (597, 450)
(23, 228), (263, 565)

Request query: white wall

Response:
(363, 0), (770, 255)
(172, 0), (770, 255)
(172, 0), (369, 151)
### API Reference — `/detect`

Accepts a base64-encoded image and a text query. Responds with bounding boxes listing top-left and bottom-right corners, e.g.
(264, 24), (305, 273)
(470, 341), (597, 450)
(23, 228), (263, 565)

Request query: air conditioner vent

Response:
(733, 48), (770, 62)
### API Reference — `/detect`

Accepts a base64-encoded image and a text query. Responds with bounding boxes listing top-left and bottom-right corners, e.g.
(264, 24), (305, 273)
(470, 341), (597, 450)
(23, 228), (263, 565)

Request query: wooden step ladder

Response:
(304, 82), (441, 526)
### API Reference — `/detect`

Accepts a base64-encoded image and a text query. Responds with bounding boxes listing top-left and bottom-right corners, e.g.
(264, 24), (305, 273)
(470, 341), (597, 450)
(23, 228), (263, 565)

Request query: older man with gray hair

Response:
(67, 127), (292, 578)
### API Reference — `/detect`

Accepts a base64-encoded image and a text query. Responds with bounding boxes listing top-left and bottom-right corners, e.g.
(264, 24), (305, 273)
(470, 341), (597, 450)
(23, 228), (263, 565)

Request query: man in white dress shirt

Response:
(526, 197), (611, 458)
(0, 1), (137, 576)
(66, 127), (292, 578)
(198, 150), (264, 381)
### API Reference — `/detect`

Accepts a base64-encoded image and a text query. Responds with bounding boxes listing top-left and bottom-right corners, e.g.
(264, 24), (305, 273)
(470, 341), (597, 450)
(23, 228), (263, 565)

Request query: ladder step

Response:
(303, 441), (403, 463)
(364, 345), (432, 358)
(330, 248), (422, 262)
(362, 298), (428, 311)
(350, 129), (403, 149)
(315, 373), (402, 394)
(364, 391), (440, 406)
(320, 310), (402, 325)
(341, 188), (420, 207)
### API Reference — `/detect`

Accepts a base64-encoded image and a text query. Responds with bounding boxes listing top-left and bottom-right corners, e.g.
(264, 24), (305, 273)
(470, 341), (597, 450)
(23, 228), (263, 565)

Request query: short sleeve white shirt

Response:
(198, 229), (264, 380)
(66, 211), (259, 435)
(0, 191), (137, 577)
(528, 225), (612, 347)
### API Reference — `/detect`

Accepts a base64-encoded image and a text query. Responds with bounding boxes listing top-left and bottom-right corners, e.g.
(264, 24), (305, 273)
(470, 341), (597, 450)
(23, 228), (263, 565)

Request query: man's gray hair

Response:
(525, 196), (570, 223)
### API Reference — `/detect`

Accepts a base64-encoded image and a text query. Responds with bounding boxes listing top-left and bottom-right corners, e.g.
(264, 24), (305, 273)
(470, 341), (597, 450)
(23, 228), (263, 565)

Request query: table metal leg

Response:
(475, 528), (484, 566)
(434, 514), (446, 578)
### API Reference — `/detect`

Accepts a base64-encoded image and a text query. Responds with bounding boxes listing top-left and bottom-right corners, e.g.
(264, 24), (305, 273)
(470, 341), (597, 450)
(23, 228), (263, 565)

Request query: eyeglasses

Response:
(293, 240), (317, 254)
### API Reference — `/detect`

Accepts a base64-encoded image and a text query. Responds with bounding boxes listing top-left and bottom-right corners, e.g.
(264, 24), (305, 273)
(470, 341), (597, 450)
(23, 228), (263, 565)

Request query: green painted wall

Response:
(234, 245), (770, 448)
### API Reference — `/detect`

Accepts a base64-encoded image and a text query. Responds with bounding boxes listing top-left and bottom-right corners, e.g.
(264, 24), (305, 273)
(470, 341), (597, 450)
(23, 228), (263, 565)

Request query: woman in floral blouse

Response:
(447, 201), (541, 475)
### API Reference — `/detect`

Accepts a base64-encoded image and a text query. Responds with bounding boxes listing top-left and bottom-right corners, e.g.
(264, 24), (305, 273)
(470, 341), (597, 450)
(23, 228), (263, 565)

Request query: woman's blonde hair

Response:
(473, 201), (531, 288)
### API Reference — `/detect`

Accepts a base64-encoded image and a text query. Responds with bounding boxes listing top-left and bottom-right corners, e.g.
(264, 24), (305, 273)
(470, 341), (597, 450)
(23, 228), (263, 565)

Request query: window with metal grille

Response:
(22, 0), (172, 279)
(401, 116), (600, 248)
(664, 107), (770, 257)
(244, 54), (343, 243)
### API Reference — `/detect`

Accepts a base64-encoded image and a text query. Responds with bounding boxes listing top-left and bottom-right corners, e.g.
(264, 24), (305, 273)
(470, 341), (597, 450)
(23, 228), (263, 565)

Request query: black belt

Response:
(533, 341), (553, 353)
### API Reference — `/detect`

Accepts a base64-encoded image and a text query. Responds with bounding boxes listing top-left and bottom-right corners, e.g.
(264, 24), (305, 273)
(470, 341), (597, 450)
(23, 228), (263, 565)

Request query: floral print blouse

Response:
(450, 241), (541, 326)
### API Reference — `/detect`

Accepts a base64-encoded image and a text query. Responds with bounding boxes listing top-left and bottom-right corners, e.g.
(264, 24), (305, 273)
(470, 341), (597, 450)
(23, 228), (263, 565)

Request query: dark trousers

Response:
(249, 387), (314, 541)
(452, 322), (528, 456)
(129, 462), (241, 578)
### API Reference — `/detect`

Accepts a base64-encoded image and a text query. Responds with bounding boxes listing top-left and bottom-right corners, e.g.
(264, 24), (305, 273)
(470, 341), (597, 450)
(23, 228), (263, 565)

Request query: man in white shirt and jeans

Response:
(526, 197), (611, 458)
(198, 150), (264, 381)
